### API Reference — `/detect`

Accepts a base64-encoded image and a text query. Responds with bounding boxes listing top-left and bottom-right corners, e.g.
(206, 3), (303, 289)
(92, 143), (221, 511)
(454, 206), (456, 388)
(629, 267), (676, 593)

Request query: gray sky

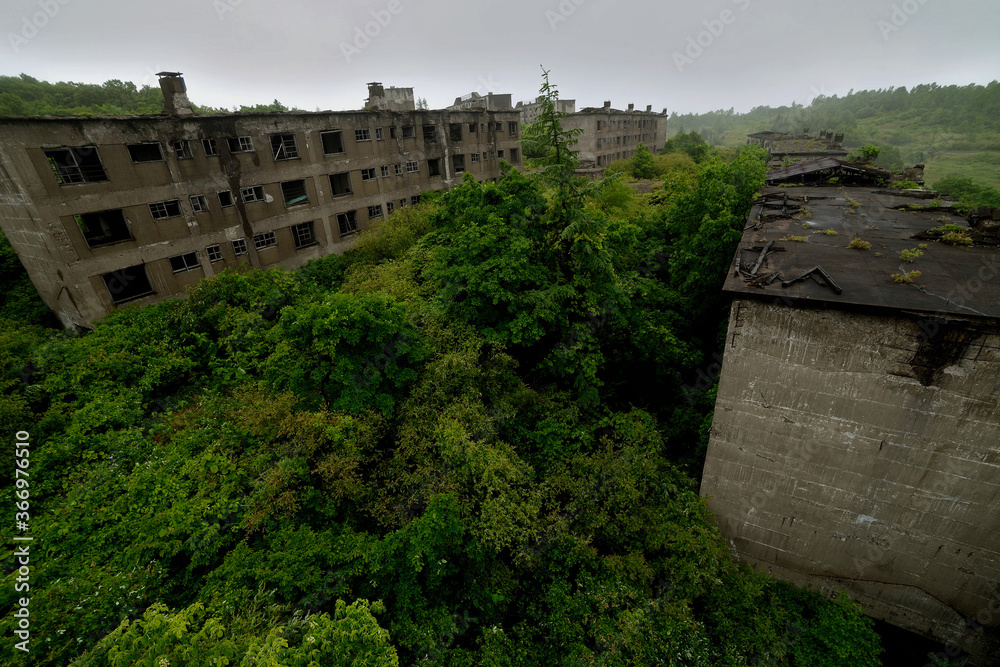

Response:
(2, 0), (998, 114)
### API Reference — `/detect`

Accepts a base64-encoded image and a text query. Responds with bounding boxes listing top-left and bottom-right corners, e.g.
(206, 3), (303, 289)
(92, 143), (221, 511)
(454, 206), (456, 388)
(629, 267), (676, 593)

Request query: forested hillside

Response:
(0, 81), (883, 666)
(670, 81), (1000, 188)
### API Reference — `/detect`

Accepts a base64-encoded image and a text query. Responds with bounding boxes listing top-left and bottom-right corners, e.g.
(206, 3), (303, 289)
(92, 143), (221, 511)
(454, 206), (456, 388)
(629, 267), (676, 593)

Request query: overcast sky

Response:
(2, 0), (998, 115)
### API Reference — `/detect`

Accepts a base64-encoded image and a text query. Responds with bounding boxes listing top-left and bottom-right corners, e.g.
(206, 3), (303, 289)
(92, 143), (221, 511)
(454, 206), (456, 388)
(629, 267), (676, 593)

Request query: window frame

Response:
(292, 221), (317, 249)
(206, 244), (224, 262)
(280, 179), (309, 207)
(270, 133), (299, 161)
(253, 230), (277, 250)
(240, 185), (266, 203)
(320, 130), (346, 155)
(189, 194), (209, 213)
(337, 210), (359, 236)
(127, 142), (165, 163)
(168, 252), (200, 274)
(44, 145), (108, 184)
(148, 199), (182, 221)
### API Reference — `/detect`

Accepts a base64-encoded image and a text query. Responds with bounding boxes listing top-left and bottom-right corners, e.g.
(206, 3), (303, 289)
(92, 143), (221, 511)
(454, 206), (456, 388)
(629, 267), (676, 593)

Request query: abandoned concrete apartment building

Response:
(701, 151), (1000, 664)
(0, 75), (523, 328)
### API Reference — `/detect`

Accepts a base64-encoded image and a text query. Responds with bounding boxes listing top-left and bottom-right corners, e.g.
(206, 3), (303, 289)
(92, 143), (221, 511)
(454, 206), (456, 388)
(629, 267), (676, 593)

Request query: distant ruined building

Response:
(0, 75), (522, 328)
(701, 144), (1000, 665)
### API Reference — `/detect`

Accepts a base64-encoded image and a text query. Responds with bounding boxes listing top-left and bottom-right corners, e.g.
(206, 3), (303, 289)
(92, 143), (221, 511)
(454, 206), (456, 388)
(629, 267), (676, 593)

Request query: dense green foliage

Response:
(670, 81), (1000, 188)
(0, 231), (57, 327)
(0, 75), (883, 666)
(932, 175), (1000, 210)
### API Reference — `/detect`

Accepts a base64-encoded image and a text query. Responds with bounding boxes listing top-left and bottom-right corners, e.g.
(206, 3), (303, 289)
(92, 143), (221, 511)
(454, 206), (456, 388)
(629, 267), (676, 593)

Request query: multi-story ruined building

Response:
(0, 75), (522, 328)
(700, 167), (1000, 664)
(561, 101), (668, 170)
(448, 92), (513, 112)
(746, 130), (849, 169)
(515, 96), (576, 125)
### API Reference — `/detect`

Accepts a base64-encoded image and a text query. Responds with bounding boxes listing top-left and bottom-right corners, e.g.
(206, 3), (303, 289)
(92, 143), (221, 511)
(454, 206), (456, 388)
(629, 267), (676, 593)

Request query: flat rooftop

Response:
(724, 185), (1000, 320)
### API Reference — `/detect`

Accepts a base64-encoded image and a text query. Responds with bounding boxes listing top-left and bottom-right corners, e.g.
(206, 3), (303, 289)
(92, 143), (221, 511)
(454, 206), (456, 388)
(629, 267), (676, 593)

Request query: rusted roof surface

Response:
(724, 185), (1000, 320)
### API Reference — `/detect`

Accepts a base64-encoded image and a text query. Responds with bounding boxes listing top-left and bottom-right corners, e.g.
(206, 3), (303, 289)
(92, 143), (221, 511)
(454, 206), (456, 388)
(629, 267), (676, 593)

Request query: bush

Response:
(891, 270), (922, 284)
(941, 231), (973, 246)
(848, 238), (872, 250)
(899, 247), (924, 262)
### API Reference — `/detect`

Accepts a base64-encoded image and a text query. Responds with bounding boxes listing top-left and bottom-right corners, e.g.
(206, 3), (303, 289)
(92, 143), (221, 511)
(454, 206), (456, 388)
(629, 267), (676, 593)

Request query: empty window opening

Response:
(387, 201), (395, 214)
(206, 244), (223, 262)
(270, 134), (299, 161)
(453, 155), (465, 173)
(494, 122), (502, 132)
(203, 138), (219, 156)
(75, 208), (131, 248)
(468, 122), (477, 133)
(253, 231), (277, 250)
(510, 148), (519, 163)
(169, 252), (200, 273)
(402, 125), (415, 139)
(189, 195), (209, 213)
(389, 126), (397, 139)
(232, 238), (248, 255)
(375, 127), (384, 140)
(427, 158), (441, 176)
(508, 122), (518, 137)
(103, 264), (154, 304)
(321, 130), (345, 155)
(422, 124), (437, 144)
(240, 186), (265, 203)
(471, 153), (479, 164)
(368, 204), (383, 219)
(449, 124), (462, 142)
(127, 143), (164, 163)
(226, 136), (254, 152)
(497, 150), (505, 160)
(171, 140), (192, 159)
(337, 210), (358, 236)
(410, 195), (421, 205)
(280, 179), (309, 206)
(44, 146), (108, 184)
(329, 172), (352, 196)
(218, 190), (235, 207)
(361, 168), (376, 181)
(355, 128), (371, 141)
(292, 221), (317, 249)
(149, 199), (181, 220)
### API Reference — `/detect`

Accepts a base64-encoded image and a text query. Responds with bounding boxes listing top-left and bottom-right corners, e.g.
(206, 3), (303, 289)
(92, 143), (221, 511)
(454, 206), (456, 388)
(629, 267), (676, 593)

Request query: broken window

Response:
(422, 125), (437, 144)
(375, 127), (384, 140)
(468, 122), (477, 133)
(280, 179), (308, 206)
(355, 128), (371, 141)
(405, 161), (418, 173)
(232, 238), (247, 255)
(226, 136), (254, 152)
(427, 158), (441, 177)
(45, 146), (108, 184)
(240, 185), (265, 203)
(497, 150), (504, 160)
(402, 126), (415, 139)
(102, 264), (154, 304)
(253, 231), (276, 250)
(387, 201), (395, 214)
(218, 190), (235, 207)
(494, 122), (502, 132)
(75, 208), (132, 248)
(394, 163), (402, 175)
(206, 244), (223, 262)
(449, 124), (462, 142)
(453, 155), (465, 173)
(380, 165), (390, 177)
(169, 252), (200, 273)
(508, 122), (518, 137)
(471, 153), (479, 164)
(292, 221), (317, 249)
(321, 130), (345, 155)
(509, 148), (519, 162)
(368, 204), (383, 219)
(189, 195), (209, 213)
(127, 143), (164, 163)
(148, 199), (181, 220)
(389, 126), (397, 139)
(203, 138), (219, 156)
(337, 210), (358, 236)
(171, 140), (192, 159)
(410, 195), (421, 205)
(361, 168), (376, 181)
(329, 172), (352, 196)
(270, 133), (299, 161)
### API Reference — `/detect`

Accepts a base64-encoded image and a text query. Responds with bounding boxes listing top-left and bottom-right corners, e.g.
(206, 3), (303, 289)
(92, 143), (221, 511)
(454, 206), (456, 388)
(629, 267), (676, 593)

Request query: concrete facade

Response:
(702, 300), (1000, 664)
(449, 92), (513, 112)
(561, 101), (668, 169)
(515, 97), (576, 125)
(0, 78), (522, 328)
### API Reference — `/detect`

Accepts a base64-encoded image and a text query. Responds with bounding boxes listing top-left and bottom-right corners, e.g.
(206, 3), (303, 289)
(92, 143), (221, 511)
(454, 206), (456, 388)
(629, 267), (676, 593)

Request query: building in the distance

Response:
(747, 130), (849, 169)
(515, 96), (576, 125)
(0, 74), (522, 329)
(561, 101), (668, 172)
(448, 92), (513, 112)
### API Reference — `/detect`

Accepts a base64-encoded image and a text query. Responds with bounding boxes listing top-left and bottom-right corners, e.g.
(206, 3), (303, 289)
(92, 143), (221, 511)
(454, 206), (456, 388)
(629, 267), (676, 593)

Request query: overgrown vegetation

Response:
(0, 73), (884, 666)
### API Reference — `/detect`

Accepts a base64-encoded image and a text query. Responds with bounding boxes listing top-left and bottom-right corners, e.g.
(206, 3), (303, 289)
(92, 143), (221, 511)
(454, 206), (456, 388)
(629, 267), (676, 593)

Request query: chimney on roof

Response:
(646, 104), (652, 112)
(603, 100), (611, 110)
(157, 72), (194, 117)
(662, 108), (667, 115)
(628, 103), (634, 111)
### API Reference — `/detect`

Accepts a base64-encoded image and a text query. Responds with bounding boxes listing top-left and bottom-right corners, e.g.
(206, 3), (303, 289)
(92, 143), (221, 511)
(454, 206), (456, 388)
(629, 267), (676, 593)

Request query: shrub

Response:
(941, 231), (973, 246)
(894, 180), (920, 189)
(891, 270), (921, 284)
(899, 248), (923, 262)
(814, 229), (838, 236)
(848, 238), (871, 250)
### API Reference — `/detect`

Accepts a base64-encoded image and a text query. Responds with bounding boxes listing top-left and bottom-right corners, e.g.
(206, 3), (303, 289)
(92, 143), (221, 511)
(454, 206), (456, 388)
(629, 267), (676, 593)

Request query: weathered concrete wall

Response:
(701, 299), (1000, 664)
(561, 107), (666, 168)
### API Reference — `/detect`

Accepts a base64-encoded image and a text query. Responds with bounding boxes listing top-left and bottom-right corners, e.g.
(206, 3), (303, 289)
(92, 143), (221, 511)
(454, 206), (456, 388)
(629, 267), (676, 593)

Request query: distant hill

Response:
(669, 82), (1000, 188)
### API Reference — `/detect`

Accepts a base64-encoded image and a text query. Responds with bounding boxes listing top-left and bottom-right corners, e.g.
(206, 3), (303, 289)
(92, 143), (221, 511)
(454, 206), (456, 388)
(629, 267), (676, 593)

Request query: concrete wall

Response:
(0, 108), (521, 328)
(701, 298), (1000, 664)
(561, 108), (666, 168)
